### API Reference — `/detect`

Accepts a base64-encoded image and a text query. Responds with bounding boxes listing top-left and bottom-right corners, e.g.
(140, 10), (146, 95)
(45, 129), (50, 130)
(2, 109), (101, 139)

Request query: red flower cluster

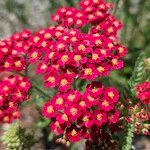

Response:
(42, 82), (120, 142)
(136, 82), (150, 104)
(52, 0), (113, 28)
(0, 0), (127, 94)
(0, 30), (32, 72)
(24, 0), (127, 90)
(29, 25), (127, 91)
(52, 0), (123, 41)
(0, 75), (31, 123)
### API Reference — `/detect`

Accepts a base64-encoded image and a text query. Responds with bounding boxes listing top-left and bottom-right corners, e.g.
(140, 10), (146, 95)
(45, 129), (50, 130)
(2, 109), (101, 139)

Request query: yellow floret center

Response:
(83, 116), (89, 122)
(102, 100), (109, 106)
(79, 101), (86, 107)
(97, 66), (105, 73)
(97, 114), (102, 121)
(71, 129), (77, 136)
(61, 55), (69, 62)
(92, 53), (99, 60)
(57, 43), (65, 49)
(31, 52), (38, 59)
(70, 108), (77, 116)
(108, 92), (114, 99)
(47, 106), (54, 113)
(56, 97), (63, 105)
(84, 68), (92, 75)
(74, 55), (81, 62)
(78, 45), (86, 51)
(15, 61), (21, 67)
(48, 76), (55, 83)
(112, 59), (118, 65)
(88, 95), (94, 101)
(20, 82), (26, 87)
(60, 79), (68, 86)
(62, 114), (68, 121)
(95, 39), (102, 45)
(68, 94), (75, 101)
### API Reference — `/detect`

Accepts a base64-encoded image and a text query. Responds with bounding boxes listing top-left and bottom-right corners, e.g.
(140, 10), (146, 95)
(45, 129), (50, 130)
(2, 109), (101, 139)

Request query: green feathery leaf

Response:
(122, 120), (135, 150)
(130, 52), (146, 96)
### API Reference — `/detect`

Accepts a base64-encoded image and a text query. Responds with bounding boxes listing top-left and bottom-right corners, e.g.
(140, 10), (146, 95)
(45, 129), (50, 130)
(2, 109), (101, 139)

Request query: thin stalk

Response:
(24, 55), (29, 77)
(32, 84), (50, 99)
(113, 0), (120, 15)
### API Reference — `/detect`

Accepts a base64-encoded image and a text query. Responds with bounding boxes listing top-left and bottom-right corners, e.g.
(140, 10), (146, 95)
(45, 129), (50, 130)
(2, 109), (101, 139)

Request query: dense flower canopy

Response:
(39, 0), (127, 142)
(42, 82), (120, 142)
(0, 0), (129, 145)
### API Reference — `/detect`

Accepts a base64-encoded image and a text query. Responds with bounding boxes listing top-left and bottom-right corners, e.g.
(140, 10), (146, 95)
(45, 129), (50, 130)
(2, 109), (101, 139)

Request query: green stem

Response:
(24, 55), (29, 77)
(32, 84), (50, 99)
(122, 120), (135, 150)
(113, 0), (120, 15)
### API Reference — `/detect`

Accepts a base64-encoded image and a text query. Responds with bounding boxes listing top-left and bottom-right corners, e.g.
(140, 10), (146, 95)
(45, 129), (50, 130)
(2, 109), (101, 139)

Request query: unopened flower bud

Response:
(66, 141), (70, 147)
(144, 58), (150, 72)
(143, 123), (150, 129)
(61, 138), (66, 144)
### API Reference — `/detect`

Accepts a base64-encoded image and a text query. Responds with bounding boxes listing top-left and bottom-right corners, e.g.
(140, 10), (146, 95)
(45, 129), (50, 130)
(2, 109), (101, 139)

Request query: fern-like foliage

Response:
(130, 52), (146, 96)
(122, 120), (135, 150)
(122, 52), (146, 150)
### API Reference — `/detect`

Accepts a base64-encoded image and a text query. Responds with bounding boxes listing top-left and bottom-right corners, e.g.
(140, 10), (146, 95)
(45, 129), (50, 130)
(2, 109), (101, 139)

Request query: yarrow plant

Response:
(0, 75), (30, 123)
(0, 0), (149, 149)
(42, 82), (120, 143)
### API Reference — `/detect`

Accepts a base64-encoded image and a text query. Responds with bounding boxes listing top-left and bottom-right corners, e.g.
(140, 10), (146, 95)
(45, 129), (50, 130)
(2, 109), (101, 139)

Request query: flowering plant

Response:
(0, 0), (149, 149)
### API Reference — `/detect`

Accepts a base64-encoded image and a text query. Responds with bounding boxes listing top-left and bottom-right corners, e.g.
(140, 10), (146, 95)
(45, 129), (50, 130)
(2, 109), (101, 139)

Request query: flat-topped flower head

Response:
(0, 0), (125, 143)
(42, 82), (120, 142)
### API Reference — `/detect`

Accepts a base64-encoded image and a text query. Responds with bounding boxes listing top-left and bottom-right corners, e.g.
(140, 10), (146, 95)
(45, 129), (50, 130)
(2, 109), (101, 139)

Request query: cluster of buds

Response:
(42, 82), (120, 142)
(2, 123), (36, 149)
(0, 75), (31, 123)
(144, 58), (150, 72)
(126, 102), (150, 135)
(136, 82), (150, 104)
